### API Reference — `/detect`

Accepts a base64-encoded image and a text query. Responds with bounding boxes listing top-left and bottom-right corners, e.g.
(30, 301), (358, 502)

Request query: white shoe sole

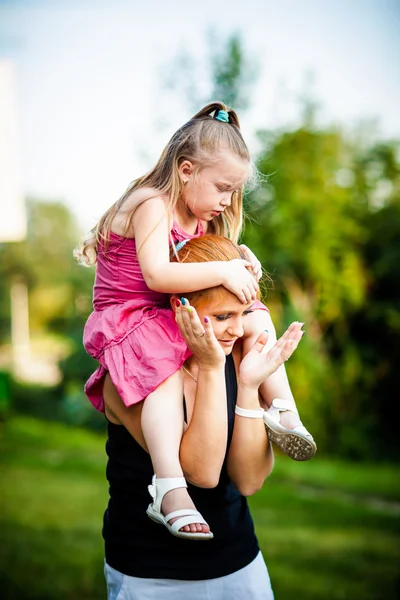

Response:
(264, 417), (317, 461)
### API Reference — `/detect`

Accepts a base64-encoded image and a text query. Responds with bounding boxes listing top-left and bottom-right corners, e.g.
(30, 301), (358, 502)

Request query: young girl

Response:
(76, 102), (315, 541)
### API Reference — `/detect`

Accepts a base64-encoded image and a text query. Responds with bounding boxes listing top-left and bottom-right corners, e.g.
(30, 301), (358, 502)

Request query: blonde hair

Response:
(170, 235), (262, 306)
(76, 101), (252, 266)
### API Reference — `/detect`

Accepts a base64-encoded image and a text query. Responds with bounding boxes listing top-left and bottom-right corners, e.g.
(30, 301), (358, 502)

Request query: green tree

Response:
(0, 199), (100, 427)
(244, 123), (400, 458)
(162, 31), (257, 112)
(0, 199), (93, 339)
(336, 142), (400, 459)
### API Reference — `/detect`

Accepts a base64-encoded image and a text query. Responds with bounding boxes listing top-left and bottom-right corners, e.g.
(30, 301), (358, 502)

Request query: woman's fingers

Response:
(251, 330), (270, 354)
(263, 322), (304, 365)
(177, 299), (198, 338)
(239, 322), (305, 387)
(276, 321), (303, 345)
(275, 322), (304, 362)
(177, 299), (225, 366)
(175, 299), (191, 339)
(281, 333), (304, 362)
(202, 316), (214, 340)
(187, 305), (206, 338)
(185, 300), (202, 329)
(188, 306), (220, 350)
(177, 299), (211, 342)
(261, 321), (296, 355)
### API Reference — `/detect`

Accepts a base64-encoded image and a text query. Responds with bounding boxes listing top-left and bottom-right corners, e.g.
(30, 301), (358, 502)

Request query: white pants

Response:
(104, 552), (274, 600)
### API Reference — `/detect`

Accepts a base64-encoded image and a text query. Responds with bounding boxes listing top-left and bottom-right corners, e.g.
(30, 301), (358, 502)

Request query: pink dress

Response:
(84, 220), (268, 413)
(83, 220), (203, 412)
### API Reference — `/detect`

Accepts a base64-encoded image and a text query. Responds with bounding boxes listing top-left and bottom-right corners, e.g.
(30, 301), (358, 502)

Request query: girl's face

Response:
(194, 289), (255, 355)
(180, 152), (250, 221)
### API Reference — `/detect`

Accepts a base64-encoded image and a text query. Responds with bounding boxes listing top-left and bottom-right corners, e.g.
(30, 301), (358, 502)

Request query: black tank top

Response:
(103, 353), (260, 580)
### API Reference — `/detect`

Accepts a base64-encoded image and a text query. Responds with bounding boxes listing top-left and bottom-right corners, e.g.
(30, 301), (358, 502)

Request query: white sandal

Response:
(146, 475), (214, 540)
(263, 398), (317, 461)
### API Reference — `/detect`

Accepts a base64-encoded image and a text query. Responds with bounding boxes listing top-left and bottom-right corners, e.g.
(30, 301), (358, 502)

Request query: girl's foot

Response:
(161, 487), (210, 534)
(278, 408), (302, 430)
(263, 399), (317, 461)
(147, 475), (213, 540)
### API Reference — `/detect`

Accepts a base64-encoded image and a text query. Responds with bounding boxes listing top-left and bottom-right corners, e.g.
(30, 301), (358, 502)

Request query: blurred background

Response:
(0, 0), (399, 598)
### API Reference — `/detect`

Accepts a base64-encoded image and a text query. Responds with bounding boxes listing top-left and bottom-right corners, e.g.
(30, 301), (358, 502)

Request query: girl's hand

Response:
(222, 259), (259, 303)
(175, 299), (225, 368)
(239, 322), (304, 389)
(239, 244), (262, 281)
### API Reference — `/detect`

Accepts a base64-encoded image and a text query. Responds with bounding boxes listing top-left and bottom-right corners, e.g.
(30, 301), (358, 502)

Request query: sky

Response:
(1, 0), (399, 231)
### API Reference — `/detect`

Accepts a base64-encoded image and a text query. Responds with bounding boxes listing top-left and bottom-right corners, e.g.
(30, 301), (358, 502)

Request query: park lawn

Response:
(0, 416), (399, 600)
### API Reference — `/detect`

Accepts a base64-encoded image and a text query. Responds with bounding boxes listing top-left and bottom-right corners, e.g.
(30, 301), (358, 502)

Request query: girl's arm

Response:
(226, 324), (304, 495)
(131, 196), (257, 301)
(175, 303), (229, 488)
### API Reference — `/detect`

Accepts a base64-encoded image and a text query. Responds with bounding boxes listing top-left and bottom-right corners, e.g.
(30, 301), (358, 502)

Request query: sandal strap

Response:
(169, 513), (208, 533)
(164, 508), (205, 521)
(265, 400), (313, 438)
(148, 475), (187, 513)
(268, 398), (299, 420)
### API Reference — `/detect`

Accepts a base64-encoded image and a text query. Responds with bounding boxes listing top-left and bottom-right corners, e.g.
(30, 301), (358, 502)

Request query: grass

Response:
(0, 416), (399, 599)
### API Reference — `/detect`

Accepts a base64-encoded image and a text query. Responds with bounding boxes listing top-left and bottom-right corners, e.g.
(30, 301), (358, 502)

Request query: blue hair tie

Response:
(175, 239), (190, 252)
(215, 109), (229, 123)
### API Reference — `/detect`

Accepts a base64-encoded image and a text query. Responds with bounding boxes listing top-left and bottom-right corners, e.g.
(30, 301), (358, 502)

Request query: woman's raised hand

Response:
(239, 322), (304, 390)
(175, 299), (225, 368)
(221, 259), (259, 304)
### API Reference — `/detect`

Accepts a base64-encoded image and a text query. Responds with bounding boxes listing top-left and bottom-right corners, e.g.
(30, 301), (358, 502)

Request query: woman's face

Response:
(194, 290), (255, 355)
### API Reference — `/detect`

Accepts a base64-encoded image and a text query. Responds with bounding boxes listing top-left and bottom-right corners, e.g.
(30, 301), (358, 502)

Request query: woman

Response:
(102, 236), (304, 599)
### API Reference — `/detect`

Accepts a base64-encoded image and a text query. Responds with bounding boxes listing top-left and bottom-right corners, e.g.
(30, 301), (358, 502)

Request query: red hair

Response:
(170, 235), (261, 307)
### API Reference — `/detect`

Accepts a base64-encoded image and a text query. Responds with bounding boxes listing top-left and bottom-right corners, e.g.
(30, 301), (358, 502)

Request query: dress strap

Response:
(171, 218), (203, 242)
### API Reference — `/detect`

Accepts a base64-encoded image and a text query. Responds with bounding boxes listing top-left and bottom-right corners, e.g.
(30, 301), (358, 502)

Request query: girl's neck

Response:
(174, 203), (199, 235)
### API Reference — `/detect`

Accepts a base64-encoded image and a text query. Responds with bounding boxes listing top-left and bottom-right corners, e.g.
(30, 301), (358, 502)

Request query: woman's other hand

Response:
(239, 322), (304, 389)
(175, 299), (225, 368)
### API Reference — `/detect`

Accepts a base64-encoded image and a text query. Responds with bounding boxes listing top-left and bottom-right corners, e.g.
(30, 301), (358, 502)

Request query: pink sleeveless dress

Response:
(83, 220), (268, 413)
(83, 220), (203, 412)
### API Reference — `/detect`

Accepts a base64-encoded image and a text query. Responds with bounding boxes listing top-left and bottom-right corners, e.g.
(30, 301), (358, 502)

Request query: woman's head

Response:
(171, 236), (261, 354)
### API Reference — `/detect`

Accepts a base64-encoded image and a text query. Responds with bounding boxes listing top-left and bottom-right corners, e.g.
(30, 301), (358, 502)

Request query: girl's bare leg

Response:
(141, 370), (209, 534)
(243, 310), (302, 428)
